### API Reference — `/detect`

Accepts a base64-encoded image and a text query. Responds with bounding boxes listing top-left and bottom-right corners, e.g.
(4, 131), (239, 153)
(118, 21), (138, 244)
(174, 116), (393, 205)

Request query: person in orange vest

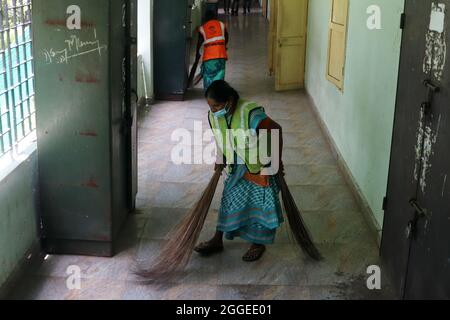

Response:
(189, 10), (229, 90)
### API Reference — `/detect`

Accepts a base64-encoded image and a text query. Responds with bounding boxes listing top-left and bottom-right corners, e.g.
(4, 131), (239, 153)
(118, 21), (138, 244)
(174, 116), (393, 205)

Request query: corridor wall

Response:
(305, 0), (405, 242)
(0, 149), (39, 294)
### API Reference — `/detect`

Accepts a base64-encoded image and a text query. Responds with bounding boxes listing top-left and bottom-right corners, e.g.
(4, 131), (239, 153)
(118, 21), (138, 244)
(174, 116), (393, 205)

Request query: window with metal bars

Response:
(0, 0), (35, 162)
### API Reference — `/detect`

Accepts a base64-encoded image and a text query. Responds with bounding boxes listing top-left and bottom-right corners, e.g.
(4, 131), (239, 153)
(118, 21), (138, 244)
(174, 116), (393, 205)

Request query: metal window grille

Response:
(0, 0), (35, 159)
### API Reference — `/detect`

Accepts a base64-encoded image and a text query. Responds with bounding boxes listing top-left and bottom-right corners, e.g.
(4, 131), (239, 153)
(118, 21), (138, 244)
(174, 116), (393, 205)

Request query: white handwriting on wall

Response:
(42, 28), (107, 64)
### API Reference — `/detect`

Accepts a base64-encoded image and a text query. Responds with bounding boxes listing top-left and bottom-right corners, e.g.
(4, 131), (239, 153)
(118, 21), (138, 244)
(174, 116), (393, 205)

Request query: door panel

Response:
(268, 0), (278, 75)
(326, 0), (348, 90)
(126, 0), (138, 211)
(154, 0), (191, 100)
(275, 0), (308, 91)
(332, 0), (348, 25)
(381, 0), (450, 299)
(404, 1), (450, 298)
(328, 27), (345, 80)
(34, 0), (130, 256)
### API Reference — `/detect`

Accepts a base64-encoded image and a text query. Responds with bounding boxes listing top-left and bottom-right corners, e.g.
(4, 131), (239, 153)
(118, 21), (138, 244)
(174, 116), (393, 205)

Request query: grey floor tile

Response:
(216, 285), (311, 300)
(215, 243), (308, 287)
(287, 185), (360, 211)
(284, 164), (346, 186)
(28, 250), (135, 282)
(8, 275), (125, 300)
(283, 147), (337, 166)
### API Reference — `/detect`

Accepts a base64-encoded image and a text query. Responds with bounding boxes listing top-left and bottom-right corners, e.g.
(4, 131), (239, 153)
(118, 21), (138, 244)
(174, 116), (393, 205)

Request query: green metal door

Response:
(33, 0), (135, 256)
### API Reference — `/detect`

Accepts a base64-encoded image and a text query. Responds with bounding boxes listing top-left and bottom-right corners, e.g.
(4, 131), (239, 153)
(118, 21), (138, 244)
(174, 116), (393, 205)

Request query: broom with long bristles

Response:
(276, 175), (322, 261)
(135, 164), (225, 281)
(135, 166), (321, 281)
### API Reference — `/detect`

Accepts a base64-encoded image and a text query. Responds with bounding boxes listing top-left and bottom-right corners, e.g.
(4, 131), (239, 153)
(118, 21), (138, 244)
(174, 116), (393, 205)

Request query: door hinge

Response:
(400, 13), (406, 29)
(382, 196), (388, 211)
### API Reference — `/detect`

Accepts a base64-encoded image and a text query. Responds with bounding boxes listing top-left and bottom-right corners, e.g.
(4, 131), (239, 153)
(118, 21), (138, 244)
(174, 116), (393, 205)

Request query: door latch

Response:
(422, 79), (440, 114)
(406, 199), (431, 239)
(409, 199), (430, 219)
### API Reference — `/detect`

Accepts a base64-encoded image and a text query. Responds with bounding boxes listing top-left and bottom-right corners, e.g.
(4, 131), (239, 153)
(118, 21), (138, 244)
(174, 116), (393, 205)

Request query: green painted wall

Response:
(0, 149), (39, 290)
(305, 0), (404, 234)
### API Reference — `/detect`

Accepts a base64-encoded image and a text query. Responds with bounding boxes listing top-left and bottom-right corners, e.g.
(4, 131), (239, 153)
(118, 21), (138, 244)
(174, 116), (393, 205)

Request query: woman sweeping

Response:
(188, 10), (229, 90)
(136, 81), (319, 279)
(194, 80), (285, 262)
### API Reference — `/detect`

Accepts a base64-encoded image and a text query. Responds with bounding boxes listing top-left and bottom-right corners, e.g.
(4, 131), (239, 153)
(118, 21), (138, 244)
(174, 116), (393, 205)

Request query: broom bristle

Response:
(135, 166), (224, 281)
(135, 166), (320, 283)
(278, 176), (322, 261)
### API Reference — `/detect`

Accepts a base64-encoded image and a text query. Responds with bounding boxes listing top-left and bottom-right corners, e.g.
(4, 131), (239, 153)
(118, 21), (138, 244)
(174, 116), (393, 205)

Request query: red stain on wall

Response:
(82, 178), (99, 189)
(45, 19), (65, 26)
(75, 73), (100, 84)
(45, 19), (96, 28)
(79, 131), (98, 137)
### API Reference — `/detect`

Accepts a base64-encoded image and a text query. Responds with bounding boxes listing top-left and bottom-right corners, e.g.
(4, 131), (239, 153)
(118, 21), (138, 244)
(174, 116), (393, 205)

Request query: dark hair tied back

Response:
(205, 80), (240, 104)
(204, 10), (217, 22)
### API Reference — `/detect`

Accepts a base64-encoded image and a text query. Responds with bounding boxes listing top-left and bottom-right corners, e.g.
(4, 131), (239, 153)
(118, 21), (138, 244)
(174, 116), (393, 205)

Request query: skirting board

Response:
(305, 90), (383, 247)
(0, 239), (43, 299)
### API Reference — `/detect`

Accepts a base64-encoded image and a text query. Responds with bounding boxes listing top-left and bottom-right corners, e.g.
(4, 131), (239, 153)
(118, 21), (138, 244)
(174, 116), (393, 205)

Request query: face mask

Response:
(213, 103), (230, 118)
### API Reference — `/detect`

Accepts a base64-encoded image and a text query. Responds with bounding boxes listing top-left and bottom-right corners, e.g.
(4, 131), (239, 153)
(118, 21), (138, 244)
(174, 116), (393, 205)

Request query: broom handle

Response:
(188, 57), (201, 88)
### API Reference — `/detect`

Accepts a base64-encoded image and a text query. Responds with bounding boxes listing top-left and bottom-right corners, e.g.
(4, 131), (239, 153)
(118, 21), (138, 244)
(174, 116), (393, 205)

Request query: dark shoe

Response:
(194, 241), (224, 256)
(242, 244), (266, 262)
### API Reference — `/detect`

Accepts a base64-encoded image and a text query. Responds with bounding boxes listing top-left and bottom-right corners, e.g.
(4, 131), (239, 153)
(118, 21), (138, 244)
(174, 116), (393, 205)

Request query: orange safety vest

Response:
(199, 20), (228, 62)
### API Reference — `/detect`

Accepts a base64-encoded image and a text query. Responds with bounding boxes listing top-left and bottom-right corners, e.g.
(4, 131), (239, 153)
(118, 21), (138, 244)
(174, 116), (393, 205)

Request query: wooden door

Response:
(268, 0), (278, 76)
(274, 0), (308, 91)
(326, 0), (348, 91)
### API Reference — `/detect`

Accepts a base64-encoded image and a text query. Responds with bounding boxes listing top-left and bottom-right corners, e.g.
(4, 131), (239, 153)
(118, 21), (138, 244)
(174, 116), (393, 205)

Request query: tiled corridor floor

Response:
(8, 11), (393, 300)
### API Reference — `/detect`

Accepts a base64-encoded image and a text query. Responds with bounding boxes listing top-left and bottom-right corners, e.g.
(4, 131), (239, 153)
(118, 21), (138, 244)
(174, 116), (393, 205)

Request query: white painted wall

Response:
(138, 0), (154, 102)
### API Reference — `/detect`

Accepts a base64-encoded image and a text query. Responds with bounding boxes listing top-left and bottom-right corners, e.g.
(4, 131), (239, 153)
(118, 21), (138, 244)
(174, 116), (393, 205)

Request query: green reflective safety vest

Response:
(208, 100), (271, 174)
